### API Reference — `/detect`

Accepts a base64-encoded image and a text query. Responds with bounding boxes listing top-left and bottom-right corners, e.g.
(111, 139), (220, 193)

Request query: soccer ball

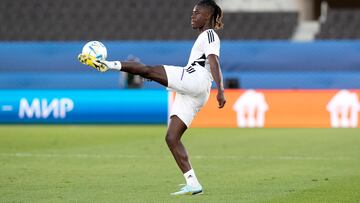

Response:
(82, 41), (107, 61)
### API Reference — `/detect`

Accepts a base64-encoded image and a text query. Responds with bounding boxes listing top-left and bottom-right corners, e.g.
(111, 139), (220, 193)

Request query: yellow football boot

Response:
(78, 53), (109, 72)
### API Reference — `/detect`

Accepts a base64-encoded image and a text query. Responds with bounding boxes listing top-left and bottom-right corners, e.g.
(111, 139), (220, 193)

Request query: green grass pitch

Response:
(0, 125), (359, 203)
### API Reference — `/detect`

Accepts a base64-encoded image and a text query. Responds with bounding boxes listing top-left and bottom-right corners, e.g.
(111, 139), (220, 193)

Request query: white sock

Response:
(184, 169), (201, 188)
(102, 60), (122, 71)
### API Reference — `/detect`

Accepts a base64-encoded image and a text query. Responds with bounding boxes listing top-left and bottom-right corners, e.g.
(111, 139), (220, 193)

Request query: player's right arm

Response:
(203, 30), (226, 108)
(208, 54), (226, 108)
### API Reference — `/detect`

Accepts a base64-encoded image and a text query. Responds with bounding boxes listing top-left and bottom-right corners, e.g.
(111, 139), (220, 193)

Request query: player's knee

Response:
(165, 133), (178, 148)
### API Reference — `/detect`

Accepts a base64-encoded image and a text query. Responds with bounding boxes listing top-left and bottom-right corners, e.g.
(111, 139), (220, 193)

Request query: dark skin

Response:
(119, 4), (226, 173)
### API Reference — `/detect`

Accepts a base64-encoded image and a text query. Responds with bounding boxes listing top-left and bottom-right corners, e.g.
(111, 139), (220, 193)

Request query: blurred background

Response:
(1, 2), (360, 202)
(0, 0), (359, 127)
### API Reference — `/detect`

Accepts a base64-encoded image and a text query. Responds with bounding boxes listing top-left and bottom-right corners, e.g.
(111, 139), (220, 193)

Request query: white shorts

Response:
(164, 65), (212, 127)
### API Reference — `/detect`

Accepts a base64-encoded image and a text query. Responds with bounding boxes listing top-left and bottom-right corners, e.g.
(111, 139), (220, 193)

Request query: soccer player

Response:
(78, 0), (226, 195)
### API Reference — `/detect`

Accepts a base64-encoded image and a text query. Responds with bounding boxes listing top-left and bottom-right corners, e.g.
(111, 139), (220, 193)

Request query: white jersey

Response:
(186, 29), (220, 74)
(164, 29), (220, 127)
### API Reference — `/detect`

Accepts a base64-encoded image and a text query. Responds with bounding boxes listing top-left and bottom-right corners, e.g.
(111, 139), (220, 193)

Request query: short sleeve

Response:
(203, 29), (220, 57)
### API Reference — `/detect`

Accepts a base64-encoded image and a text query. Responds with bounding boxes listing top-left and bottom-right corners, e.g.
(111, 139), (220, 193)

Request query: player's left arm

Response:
(208, 54), (226, 108)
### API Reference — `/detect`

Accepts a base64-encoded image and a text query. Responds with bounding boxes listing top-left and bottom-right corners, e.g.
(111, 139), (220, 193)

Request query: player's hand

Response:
(77, 53), (109, 72)
(217, 90), (226, 108)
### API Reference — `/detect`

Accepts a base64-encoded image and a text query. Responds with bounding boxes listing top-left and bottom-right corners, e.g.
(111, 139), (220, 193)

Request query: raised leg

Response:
(121, 62), (168, 87)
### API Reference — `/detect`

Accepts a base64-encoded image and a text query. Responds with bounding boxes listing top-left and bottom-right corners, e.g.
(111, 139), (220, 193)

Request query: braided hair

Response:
(197, 0), (224, 30)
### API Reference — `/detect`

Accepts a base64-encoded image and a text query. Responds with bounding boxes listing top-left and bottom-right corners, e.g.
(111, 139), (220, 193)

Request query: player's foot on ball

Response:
(170, 184), (203, 196)
(78, 53), (109, 72)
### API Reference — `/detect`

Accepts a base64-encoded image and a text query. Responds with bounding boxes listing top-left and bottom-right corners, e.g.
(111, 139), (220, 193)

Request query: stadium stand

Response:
(0, 0), (298, 41)
(317, 8), (360, 39)
(0, 0), (196, 41)
(1, 0), (359, 90)
(220, 12), (298, 40)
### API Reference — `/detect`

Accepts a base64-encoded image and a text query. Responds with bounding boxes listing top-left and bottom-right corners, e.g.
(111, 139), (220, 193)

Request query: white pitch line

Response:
(193, 155), (354, 161)
(0, 153), (153, 159)
(0, 153), (355, 161)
